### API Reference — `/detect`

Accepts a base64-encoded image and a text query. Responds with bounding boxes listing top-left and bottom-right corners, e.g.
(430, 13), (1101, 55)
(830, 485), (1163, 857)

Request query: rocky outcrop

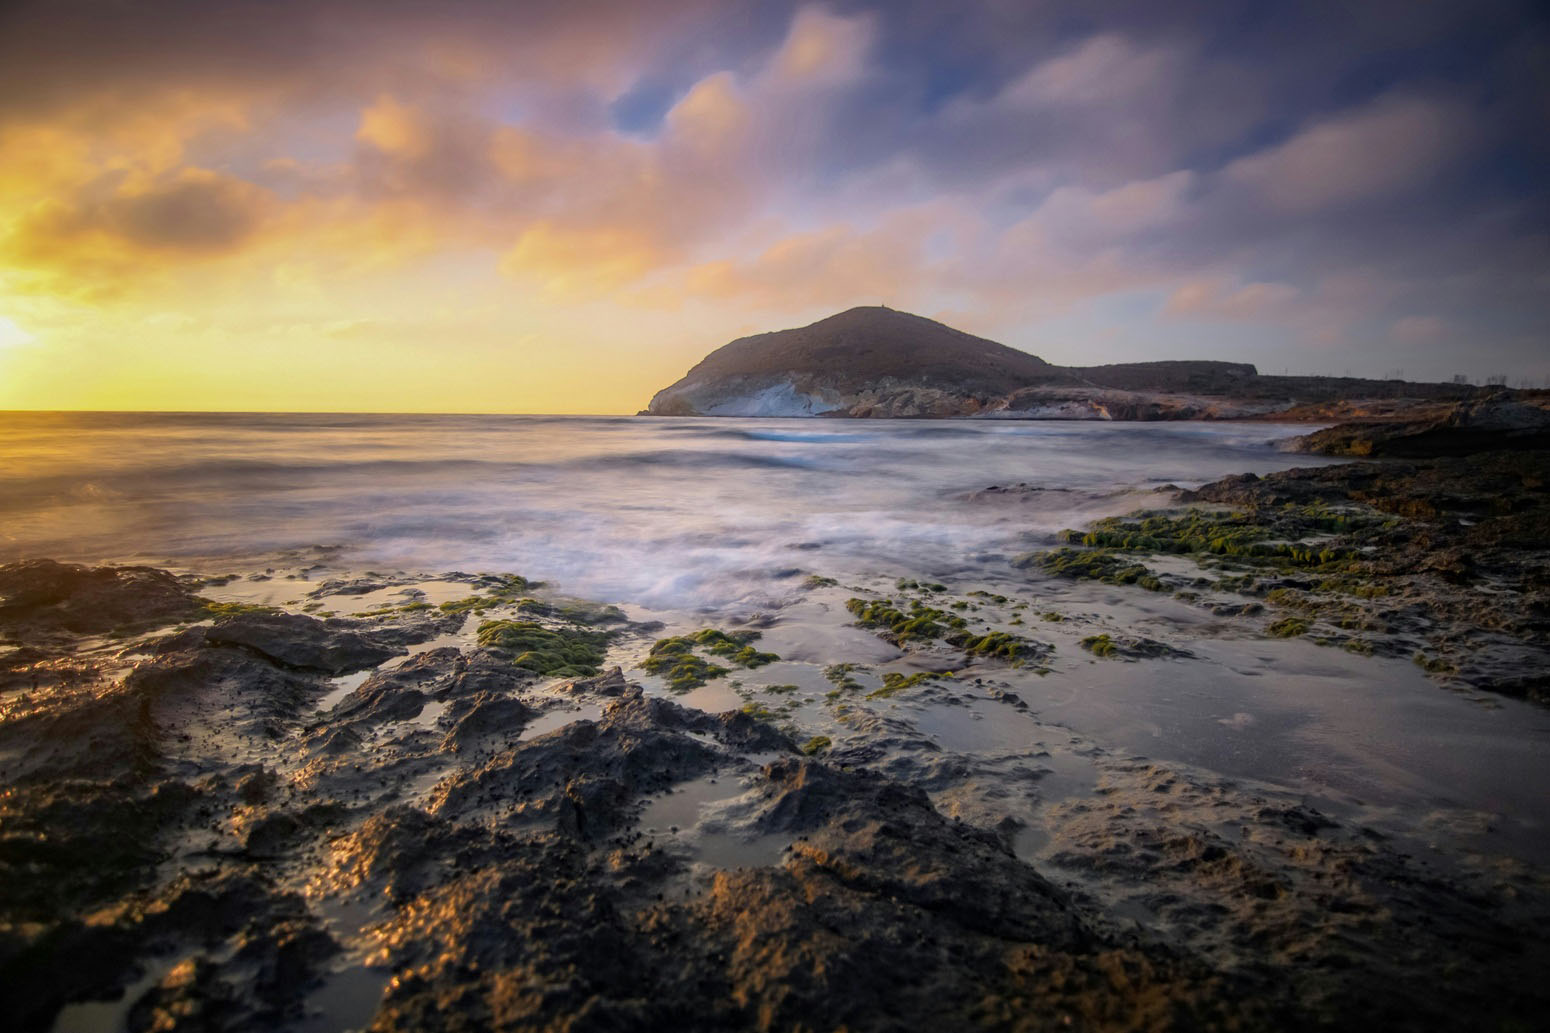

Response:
(643, 306), (1492, 419)
(1287, 397), (1550, 457)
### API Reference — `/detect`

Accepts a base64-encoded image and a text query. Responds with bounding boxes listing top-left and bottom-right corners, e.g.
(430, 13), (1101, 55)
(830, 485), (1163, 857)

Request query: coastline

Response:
(3, 428), (1548, 1030)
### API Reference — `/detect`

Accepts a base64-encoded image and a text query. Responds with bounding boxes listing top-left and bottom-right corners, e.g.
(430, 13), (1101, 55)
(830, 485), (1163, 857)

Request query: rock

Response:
(1177, 449), (1550, 700)
(643, 306), (1489, 420)
(0, 559), (202, 638)
(203, 612), (402, 674)
(1290, 398), (1550, 457)
(561, 665), (629, 696)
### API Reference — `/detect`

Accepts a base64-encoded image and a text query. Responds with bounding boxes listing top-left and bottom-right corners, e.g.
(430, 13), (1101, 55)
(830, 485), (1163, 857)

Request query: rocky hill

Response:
(642, 307), (1486, 420)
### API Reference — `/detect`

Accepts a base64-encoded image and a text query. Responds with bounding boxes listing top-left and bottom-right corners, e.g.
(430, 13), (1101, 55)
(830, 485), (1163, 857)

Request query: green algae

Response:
(867, 671), (936, 699)
(951, 630), (1042, 664)
(740, 701), (777, 722)
(517, 598), (628, 625)
(1061, 506), (1369, 569)
(801, 735), (833, 755)
(1267, 617), (1311, 638)
(439, 596), (491, 615)
(1413, 652), (1458, 675)
(845, 597), (966, 642)
(968, 591), (1009, 603)
(435, 575), (547, 616)
(847, 597), (1045, 666)
(803, 575), (838, 589)
(688, 628), (779, 667)
(1080, 634), (1120, 658)
(475, 620), (613, 677)
(823, 663), (864, 692)
(764, 684), (801, 694)
(896, 578), (947, 593)
(1015, 548), (1166, 590)
(640, 628), (776, 692)
(201, 600), (281, 617)
(641, 641), (729, 693)
(1019, 507), (1376, 605)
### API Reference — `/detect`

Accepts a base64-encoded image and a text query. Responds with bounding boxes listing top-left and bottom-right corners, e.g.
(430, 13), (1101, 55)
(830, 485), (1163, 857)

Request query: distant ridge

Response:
(643, 306), (1484, 420)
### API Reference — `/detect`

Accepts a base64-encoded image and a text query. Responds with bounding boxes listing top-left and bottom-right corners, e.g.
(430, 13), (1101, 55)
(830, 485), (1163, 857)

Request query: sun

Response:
(0, 316), (35, 350)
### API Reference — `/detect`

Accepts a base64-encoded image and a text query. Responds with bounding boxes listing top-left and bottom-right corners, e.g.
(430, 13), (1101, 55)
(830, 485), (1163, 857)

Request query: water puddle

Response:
(638, 773), (789, 869)
(411, 700), (447, 729)
(1012, 824), (1051, 860)
(519, 702), (604, 741)
(295, 964), (389, 1033)
(318, 670), (371, 712)
(50, 959), (177, 1033)
(916, 697), (1042, 753)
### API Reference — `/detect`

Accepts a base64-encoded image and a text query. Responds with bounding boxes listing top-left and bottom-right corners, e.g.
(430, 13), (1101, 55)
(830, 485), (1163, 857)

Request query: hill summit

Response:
(643, 307), (1478, 420)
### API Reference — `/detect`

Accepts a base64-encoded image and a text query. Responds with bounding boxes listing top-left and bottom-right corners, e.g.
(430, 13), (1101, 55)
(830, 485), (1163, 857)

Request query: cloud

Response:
(109, 169), (270, 251)
(1223, 94), (1475, 212)
(1028, 170), (1197, 242)
(1164, 278), (1301, 320)
(1000, 34), (1179, 109)
(357, 95), (432, 158)
(0, 167), (273, 299)
(768, 7), (874, 88)
(1389, 314), (1449, 344)
(0, 0), (1546, 403)
(666, 206), (953, 309)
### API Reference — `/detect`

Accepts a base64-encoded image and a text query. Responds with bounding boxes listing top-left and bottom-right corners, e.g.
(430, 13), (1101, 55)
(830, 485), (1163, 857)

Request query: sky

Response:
(0, 0), (1546, 413)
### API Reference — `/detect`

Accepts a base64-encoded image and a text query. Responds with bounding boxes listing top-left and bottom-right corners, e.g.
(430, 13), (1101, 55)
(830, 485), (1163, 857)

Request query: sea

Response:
(0, 411), (1328, 608)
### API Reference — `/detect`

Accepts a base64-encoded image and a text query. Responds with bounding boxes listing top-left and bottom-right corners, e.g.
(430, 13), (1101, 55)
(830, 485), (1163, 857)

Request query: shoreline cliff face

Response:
(644, 306), (1491, 420)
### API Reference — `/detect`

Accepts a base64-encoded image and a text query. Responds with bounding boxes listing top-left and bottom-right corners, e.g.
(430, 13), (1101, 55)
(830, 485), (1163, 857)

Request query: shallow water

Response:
(0, 412), (1327, 609)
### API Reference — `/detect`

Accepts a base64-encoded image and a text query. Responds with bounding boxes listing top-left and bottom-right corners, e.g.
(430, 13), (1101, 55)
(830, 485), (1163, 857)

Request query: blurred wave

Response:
(0, 412), (1328, 607)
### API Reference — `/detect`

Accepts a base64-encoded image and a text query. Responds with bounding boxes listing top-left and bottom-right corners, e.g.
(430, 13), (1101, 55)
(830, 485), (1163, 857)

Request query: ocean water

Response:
(0, 411), (1330, 608)
(5, 411), (1550, 867)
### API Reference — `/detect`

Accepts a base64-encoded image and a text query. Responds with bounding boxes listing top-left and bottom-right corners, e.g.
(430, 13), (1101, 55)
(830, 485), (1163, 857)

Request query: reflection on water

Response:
(0, 412), (1329, 608)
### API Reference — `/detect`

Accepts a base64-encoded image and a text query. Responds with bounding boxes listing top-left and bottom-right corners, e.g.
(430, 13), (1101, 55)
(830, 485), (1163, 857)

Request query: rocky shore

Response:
(3, 434), (1549, 1031)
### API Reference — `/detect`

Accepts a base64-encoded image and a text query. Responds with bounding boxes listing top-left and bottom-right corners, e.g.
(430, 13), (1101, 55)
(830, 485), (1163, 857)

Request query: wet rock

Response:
(1041, 757), (1550, 1030)
(443, 695), (535, 752)
(562, 665), (629, 696)
(306, 575), (402, 598)
(203, 613), (403, 674)
(1451, 641), (1550, 704)
(126, 956), (244, 1033)
(1079, 633), (1191, 661)
(0, 559), (202, 638)
(1291, 399), (1550, 457)
(1082, 450), (1550, 700)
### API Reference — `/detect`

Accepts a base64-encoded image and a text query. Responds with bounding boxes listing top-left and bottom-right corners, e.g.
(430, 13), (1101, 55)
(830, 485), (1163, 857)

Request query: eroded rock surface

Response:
(2, 557), (1548, 1032)
(1016, 450), (1550, 701)
(1289, 397), (1550, 457)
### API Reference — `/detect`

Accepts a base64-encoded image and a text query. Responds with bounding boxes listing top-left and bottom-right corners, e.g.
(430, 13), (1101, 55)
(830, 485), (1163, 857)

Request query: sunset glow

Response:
(0, 1), (1545, 411)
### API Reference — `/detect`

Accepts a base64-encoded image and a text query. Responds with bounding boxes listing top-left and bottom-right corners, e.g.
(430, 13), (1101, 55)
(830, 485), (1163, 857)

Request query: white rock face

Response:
(652, 378), (844, 417)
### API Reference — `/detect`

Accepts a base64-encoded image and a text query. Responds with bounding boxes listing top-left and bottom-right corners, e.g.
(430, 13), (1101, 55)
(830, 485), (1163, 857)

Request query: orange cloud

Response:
(357, 95), (433, 158)
(768, 7), (874, 87)
(1164, 278), (1300, 320)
